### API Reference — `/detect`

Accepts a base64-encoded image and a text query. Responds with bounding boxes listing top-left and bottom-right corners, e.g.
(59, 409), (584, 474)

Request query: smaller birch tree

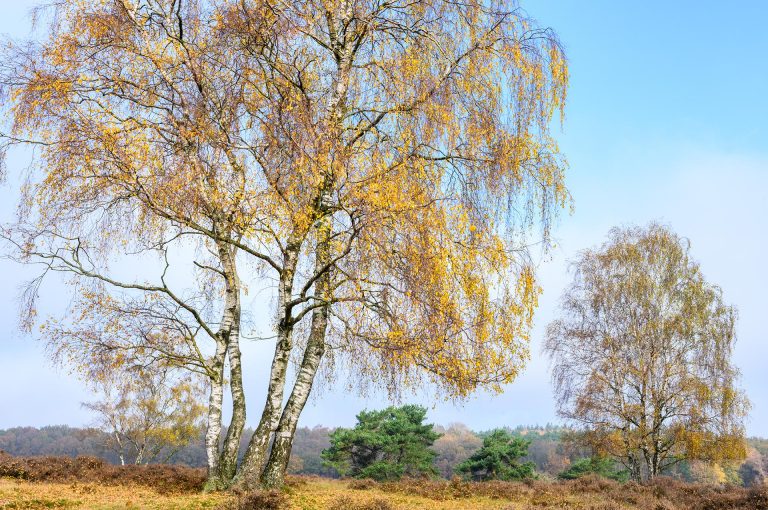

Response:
(544, 223), (748, 482)
(84, 369), (205, 465)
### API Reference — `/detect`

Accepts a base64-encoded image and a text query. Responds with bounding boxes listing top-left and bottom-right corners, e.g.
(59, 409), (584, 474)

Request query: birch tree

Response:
(1, 0), (569, 488)
(84, 369), (205, 466)
(2, 225), (248, 488)
(544, 224), (748, 482)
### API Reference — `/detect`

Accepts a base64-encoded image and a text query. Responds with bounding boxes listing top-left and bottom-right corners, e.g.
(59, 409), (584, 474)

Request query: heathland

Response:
(1, 455), (767, 510)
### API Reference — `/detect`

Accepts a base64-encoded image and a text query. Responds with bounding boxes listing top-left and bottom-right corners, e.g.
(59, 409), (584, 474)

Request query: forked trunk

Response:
(261, 215), (332, 488)
(234, 326), (292, 489)
(260, 306), (328, 487)
(239, 39), (347, 488)
(234, 237), (302, 490)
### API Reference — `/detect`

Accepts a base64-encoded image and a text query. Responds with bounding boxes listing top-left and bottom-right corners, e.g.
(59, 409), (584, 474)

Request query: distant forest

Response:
(2, 424), (766, 487)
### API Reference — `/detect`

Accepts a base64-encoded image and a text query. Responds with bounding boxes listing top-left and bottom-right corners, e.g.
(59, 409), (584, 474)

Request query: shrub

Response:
(327, 496), (393, 510)
(0, 451), (205, 493)
(348, 478), (379, 490)
(558, 457), (628, 482)
(217, 490), (288, 510)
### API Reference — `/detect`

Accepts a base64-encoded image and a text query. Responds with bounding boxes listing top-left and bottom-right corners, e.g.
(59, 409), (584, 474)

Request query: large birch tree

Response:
(1, 0), (569, 488)
(545, 224), (748, 482)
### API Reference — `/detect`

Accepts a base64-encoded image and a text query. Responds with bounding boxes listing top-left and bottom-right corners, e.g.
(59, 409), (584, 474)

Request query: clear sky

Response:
(1, 1), (767, 436)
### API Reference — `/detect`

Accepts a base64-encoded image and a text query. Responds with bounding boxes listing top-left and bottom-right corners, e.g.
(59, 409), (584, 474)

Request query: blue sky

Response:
(1, 1), (767, 436)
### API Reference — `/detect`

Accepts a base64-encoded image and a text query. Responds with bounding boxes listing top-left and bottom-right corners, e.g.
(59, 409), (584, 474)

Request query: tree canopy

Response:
(456, 429), (534, 481)
(0, 0), (569, 488)
(322, 405), (440, 481)
(83, 369), (206, 466)
(558, 457), (627, 482)
(544, 223), (748, 481)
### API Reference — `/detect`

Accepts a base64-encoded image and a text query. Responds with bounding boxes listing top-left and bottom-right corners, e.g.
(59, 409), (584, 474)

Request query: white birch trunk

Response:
(203, 340), (227, 489)
(262, 214), (332, 488)
(216, 240), (246, 485)
(260, 307), (328, 487)
(234, 236), (302, 489)
(238, 28), (351, 488)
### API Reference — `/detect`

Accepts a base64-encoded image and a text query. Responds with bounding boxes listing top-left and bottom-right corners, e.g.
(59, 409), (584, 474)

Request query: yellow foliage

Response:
(2, 0), (570, 401)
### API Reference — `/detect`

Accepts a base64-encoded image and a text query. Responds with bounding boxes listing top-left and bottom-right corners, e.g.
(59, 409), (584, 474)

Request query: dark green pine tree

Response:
(321, 405), (440, 481)
(558, 456), (629, 482)
(456, 429), (535, 481)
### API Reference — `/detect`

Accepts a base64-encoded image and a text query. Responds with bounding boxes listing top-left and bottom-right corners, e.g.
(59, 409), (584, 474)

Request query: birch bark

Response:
(203, 340), (227, 488)
(216, 240), (247, 485)
(234, 235), (302, 489)
(236, 14), (352, 487)
(261, 209), (332, 487)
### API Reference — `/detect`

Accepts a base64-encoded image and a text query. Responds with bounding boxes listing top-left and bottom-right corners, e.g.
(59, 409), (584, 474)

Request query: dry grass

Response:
(0, 478), (228, 509)
(1, 453), (767, 510)
(1, 476), (767, 510)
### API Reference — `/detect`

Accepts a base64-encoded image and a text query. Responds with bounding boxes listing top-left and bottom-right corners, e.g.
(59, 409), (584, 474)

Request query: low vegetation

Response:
(0, 451), (205, 494)
(558, 457), (628, 482)
(1, 458), (767, 510)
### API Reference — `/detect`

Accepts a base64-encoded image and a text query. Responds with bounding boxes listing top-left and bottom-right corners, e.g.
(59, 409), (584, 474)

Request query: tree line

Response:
(2, 418), (765, 487)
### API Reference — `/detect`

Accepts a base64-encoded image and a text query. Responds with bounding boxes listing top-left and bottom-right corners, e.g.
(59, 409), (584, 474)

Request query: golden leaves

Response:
(2, 0), (570, 403)
(545, 224), (748, 476)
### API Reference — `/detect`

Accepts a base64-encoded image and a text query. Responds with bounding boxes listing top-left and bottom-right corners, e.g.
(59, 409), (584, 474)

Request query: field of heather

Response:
(2, 472), (767, 510)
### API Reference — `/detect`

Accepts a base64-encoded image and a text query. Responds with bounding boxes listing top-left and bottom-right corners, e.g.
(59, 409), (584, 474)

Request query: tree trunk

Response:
(203, 342), (227, 490)
(215, 241), (246, 486)
(626, 452), (642, 482)
(115, 432), (125, 466)
(649, 436), (662, 480)
(261, 215), (332, 488)
(237, 36), (349, 488)
(234, 326), (292, 489)
(643, 454), (653, 482)
(260, 306), (328, 487)
(218, 333), (245, 484)
(234, 236), (302, 490)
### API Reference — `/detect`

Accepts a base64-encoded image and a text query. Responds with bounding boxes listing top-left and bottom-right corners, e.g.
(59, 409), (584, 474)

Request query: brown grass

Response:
(216, 488), (288, 510)
(0, 478), (228, 509)
(367, 475), (768, 510)
(326, 495), (393, 510)
(0, 450), (205, 494)
(1, 453), (766, 510)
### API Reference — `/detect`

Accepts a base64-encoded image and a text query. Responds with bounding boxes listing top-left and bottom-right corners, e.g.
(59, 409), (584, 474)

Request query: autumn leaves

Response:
(0, 0), (569, 489)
